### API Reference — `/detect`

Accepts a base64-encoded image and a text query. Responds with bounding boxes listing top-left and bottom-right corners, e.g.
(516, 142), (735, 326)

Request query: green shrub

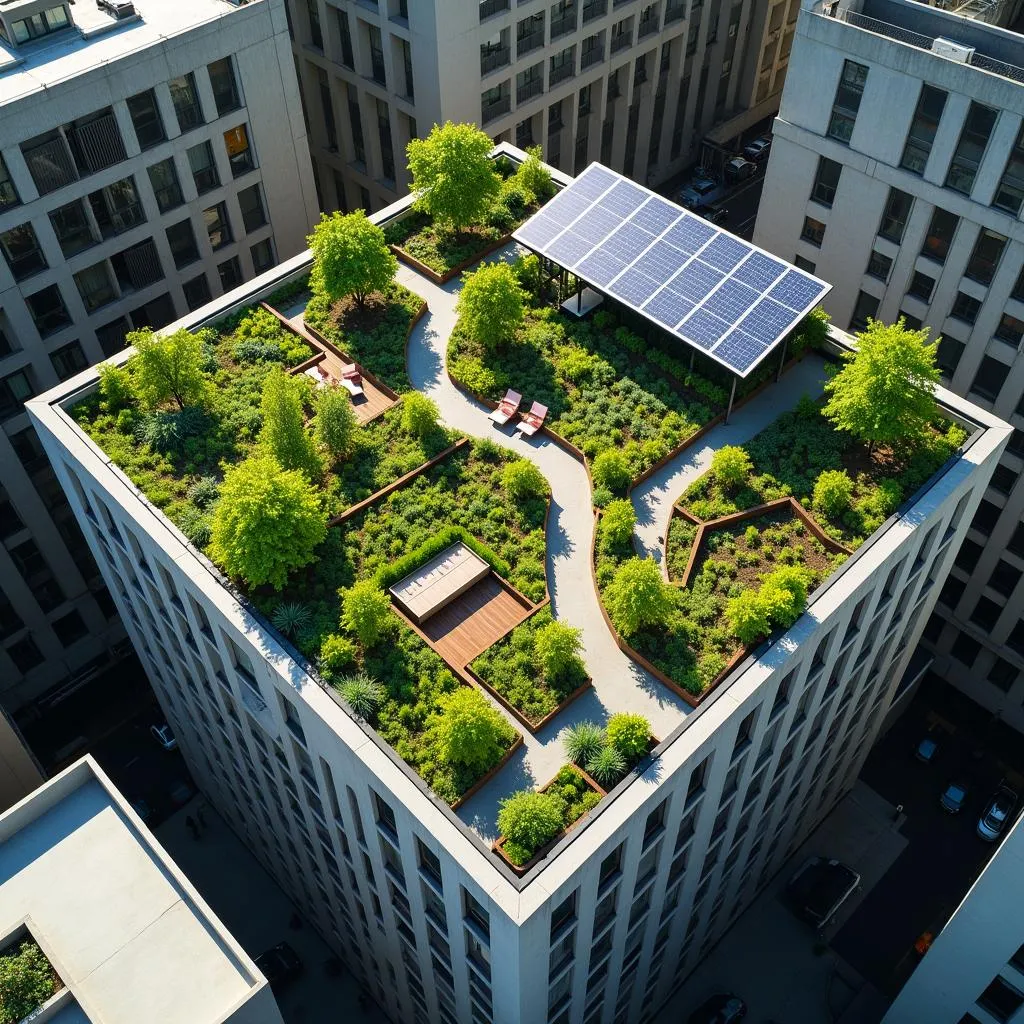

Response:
(812, 469), (854, 520)
(711, 445), (753, 489)
(336, 672), (385, 720)
(605, 713), (651, 760)
(186, 476), (220, 509)
(586, 745), (627, 788)
(0, 940), (57, 1024)
(319, 633), (356, 674)
(314, 385), (358, 461)
(341, 580), (392, 648)
(604, 558), (675, 637)
(374, 526), (511, 589)
(450, 357), (500, 396)
(601, 499), (637, 550)
(272, 601), (313, 637)
(725, 588), (771, 645)
(402, 392), (441, 438)
(502, 458), (548, 499)
(592, 449), (631, 493)
(563, 721), (605, 766)
(533, 620), (584, 682)
(497, 790), (566, 865)
(430, 688), (515, 772)
(98, 363), (136, 410)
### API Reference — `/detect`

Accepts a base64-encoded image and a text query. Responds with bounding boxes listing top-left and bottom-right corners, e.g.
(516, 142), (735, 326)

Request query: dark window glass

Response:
(73, 262), (116, 312)
(187, 141), (219, 194)
(169, 73), (204, 132)
(109, 238), (163, 293)
(801, 216), (825, 247)
(0, 155), (19, 212)
(950, 292), (981, 324)
(7, 635), (43, 673)
(0, 368), (35, 421)
(794, 255), (816, 274)
(994, 124), (1024, 215)
(990, 464), (1018, 495)
(52, 609), (87, 646)
(964, 228), (1007, 286)
(49, 340), (87, 381)
(901, 84), (947, 174)
(907, 271), (935, 303)
(849, 290), (879, 333)
(182, 273), (212, 311)
(1009, 524), (1024, 558)
(9, 539), (63, 611)
(866, 250), (891, 281)
(950, 632), (981, 665)
(1008, 429), (1024, 458)
(166, 218), (200, 269)
(25, 285), (70, 337)
(811, 157), (842, 207)
(127, 89), (165, 150)
(218, 256), (242, 291)
(336, 10), (354, 67)
(921, 208), (958, 263)
(935, 336), (965, 380)
(970, 596), (1001, 631)
(988, 657), (1017, 693)
(88, 177), (144, 239)
(971, 499), (1001, 535)
(238, 184), (267, 233)
(996, 314), (1024, 348)
(827, 60), (868, 142)
(971, 356), (1007, 402)
(208, 57), (241, 116)
(0, 486), (23, 540)
(49, 199), (95, 258)
(1013, 265), (1024, 303)
(224, 124), (255, 177)
(946, 102), (997, 195)
(203, 202), (232, 250)
(250, 238), (274, 274)
(879, 188), (913, 243)
(147, 158), (184, 213)
(517, 13), (545, 57)
(990, 559), (1022, 596)
(1010, 621), (1024, 658)
(0, 223), (46, 281)
(977, 976), (1024, 1022)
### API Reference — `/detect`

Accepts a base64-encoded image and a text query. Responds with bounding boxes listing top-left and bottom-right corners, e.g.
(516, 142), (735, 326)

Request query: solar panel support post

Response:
(689, 349), (695, 371)
(576, 277), (584, 314)
(776, 338), (788, 382)
(725, 377), (737, 425)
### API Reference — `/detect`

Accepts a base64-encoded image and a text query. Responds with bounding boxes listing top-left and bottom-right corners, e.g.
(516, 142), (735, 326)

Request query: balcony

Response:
(482, 93), (511, 122)
(611, 30), (632, 52)
(518, 78), (544, 102)
(480, 0), (509, 18)
(481, 44), (511, 74)
(518, 28), (544, 56)
(665, 1), (686, 21)
(550, 60), (575, 85)
(583, 0), (608, 21)
(581, 44), (605, 68)
(551, 12), (577, 37)
(638, 15), (659, 36)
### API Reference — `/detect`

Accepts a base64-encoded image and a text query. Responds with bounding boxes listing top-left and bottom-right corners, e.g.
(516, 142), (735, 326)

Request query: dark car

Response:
(915, 736), (939, 763)
(978, 785), (1018, 841)
(743, 136), (772, 162)
(697, 206), (730, 226)
(940, 780), (969, 814)
(255, 942), (303, 991)
(688, 994), (747, 1024)
(785, 857), (860, 928)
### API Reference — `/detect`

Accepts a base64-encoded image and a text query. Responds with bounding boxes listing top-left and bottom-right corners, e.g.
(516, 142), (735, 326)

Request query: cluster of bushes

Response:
(725, 565), (812, 645)
(563, 714), (653, 786)
(0, 939), (60, 1024)
(470, 609), (587, 725)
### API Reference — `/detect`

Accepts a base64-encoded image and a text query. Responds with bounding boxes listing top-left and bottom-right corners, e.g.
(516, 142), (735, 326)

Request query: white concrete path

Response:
(392, 248), (827, 839)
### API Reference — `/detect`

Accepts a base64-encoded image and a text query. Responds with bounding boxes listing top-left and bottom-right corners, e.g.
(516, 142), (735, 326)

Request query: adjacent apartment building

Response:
(0, 754), (285, 1023)
(754, 0), (1024, 731)
(0, 0), (318, 711)
(293, 0), (800, 214)
(25, 170), (1009, 1024)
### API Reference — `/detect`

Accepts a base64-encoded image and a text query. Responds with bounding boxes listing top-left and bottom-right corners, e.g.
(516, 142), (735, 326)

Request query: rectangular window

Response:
(127, 89), (165, 150)
(182, 273), (211, 311)
(208, 57), (241, 116)
(921, 208), (958, 263)
(827, 60), (868, 143)
(336, 9), (354, 67)
(516, 63), (544, 103)
(7, 636), (43, 672)
(950, 291), (981, 324)
(250, 238), (274, 275)
(204, 202), (232, 250)
(793, 255), (815, 274)
(74, 261), (117, 312)
(482, 81), (511, 123)
(878, 188), (912, 244)
(306, 0), (323, 48)
(188, 141), (220, 194)
(900, 84), (946, 174)
(971, 355), (1006, 402)
(550, 44), (576, 85)
(964, 228), (1006, 286)
(9, 4), (68, 43)
(148, 158), (184, 213)
(996, 313), (1024, 347)
(810, 157), (841, 207)
(224, 124), (255, 177)
(865, 250), (892, 281)
(166, 218), (200, 269)
(935, 336), (964, 379)
(88, 177), (144, 239)
(218, 256), (242, 291)
(0, 224), (47, 281)
(26, 284), (70, 337)
(238, 184), (267, 234)
(517, 12), (545, 57)
(368, 25), (385, 85)
(463, 889), (490, 939)
(946, 102), (997, 195)
(49, 340), (87, 381)
(9, 539), (63, 611)
(907, 270), (935, 303)
(170, 73), (204, 132)
(801, 216), (825, 247)
(977, 976), (1024, 1021)
(0, 155), (19, 212)
(849, 290), (879, 333)
(49, 199), (95, 258)
(0, 368), (36, 421)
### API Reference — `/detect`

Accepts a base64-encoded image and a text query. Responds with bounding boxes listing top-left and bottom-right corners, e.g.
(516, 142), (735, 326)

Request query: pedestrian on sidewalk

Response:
(186, 815), (200, 840)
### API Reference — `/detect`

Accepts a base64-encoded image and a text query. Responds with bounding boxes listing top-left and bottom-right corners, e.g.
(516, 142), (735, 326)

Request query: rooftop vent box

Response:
(932, 37), (975, 62)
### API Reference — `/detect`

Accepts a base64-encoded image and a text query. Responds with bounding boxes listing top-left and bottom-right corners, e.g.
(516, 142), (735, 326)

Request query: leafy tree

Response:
(456, 263), (525, 351)
(318, 633), (356, 674)
(710, 445), (752, 489)
(563, 721), (605, 766)
(259, 367), (322, 478)
(402, 391), (440, 438)
(307, 210), (397, 307)
(502, 458), (548, 499)
(407, 121), (501, 230)
(497, 789), (565, 864)
(514, 146), (554, 203)
(271, 601), (312, 637)
(430, 688), (513, 772)
(341, 580), (392, 648)
(605, 713), (651, 760)
(209, 454), (328, 589)
(601, 499), (637, 549)
(314, 385), (357, 461)
(793, 305), (831, 355)
(823, 318), (940, 453)
(98, 362), (136, 410)
(812, 469), (854, 520)
(592, 449), (631, 492)
(130, 327), (210, 410)
(726, 565), (810, 644)
(336, 672), (385, 720)
(586, 745), (626, 788)
(725, 588), (771, 645)
(0, 940), (56, 1024)
(534, 620), (584, 681)
(604, 557), (675, 637)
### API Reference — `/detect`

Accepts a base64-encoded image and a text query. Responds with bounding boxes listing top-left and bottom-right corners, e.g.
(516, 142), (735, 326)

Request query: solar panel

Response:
(512, 161), (831, 377)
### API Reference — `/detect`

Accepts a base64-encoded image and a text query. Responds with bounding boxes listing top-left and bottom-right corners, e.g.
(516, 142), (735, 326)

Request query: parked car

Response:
(255, 942), (303, 991)
(743, 135), (772, 162)
(679, 177), (723, 209)
(724, 156), (757, 181)
(940, 780), (969, 814)
(977, 784), (1018, 841)
(697, 206), (730, 226)
(785, 857), (861, 929)
(914, 736), (939, 763)
(150, 723), (177, 751)
(687, 994), (747, 1024)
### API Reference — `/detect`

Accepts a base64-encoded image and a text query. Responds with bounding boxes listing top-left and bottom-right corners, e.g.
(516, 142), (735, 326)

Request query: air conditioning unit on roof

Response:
(932, 37), (975, 62)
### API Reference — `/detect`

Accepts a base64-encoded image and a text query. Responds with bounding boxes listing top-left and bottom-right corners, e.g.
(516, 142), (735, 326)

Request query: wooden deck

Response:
(422, 575), (532, 668)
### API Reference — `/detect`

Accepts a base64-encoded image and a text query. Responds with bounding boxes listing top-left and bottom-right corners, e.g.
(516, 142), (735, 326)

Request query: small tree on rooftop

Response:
(603, 557), (675, 638)
(456, 262), (525, 351)
(314, 385), (357, 461)
(430, 688), (514, 773)
(600, 499), (637, 550)
(407, 121), (501, 230)
(130, 327), (210, 410)
(710, 445), (752, 490)
(341, 580), (392, 648)
(497, 789), (565, 864)
(402, 391), (441, 438)
(502, 458), (548, 500)
(605, 713), (651, 761)
(0, 940), (57, 1024)
(260, 367), (322, 478)
(514, 146), (554, 203)
(534, 620), (584, 682)
(822, 317), (940, 454)
(209, 453), (327, 589)
(307, 210), (397, 308)
(592, 449), (631, 493)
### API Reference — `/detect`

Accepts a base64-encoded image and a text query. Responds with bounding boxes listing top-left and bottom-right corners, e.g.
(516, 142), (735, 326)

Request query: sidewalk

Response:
(155, 798), (377, 1024)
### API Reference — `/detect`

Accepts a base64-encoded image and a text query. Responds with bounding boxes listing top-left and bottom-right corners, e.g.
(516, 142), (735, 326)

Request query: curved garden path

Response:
(393, 246), (826, 838)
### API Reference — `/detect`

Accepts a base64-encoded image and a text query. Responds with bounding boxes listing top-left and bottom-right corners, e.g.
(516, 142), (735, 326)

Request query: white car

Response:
(978, 785), (1018, 841)
(150, 723), (177, 751)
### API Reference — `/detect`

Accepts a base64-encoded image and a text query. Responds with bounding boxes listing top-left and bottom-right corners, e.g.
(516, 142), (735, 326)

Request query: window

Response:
(188, 141), (220, 194)
(1010, 524), (1024, 557)
(251, 238), (274, 275)
(0, 155), (19, 212)
(950, 291), (981, 324)
(368, 24), (385, 85)
(1009, 430), (1024, 458)
(811, 157), (841, 207)
(866, 250), (892, 281)
(551, 891), (576, 937)
(972, 499), (1001, 535)
(971, 597), (1001, 631)
(878, 188), (912, 244)
(991, 465), (1018, 496)
(8, 5), (68, 44)
(946, 102), (997, 195)
(977, 976), (1024, 1021)
(516, 63), (544, 103)
(994, 125), (1024, 215)
(127, 89), (165, 150)
(481, 29), (510, 74)
(970, 356), (1006, 402)
(7, 636), (43, 673)
(218, 256), (242, 291)
(849, 290), (879, 333)
(463, 889), (490, 939)
(996, 314), (1024, 348)
(907, 271), (935, 303)
(827, 60), (868, 142)
(550, 44), (576, 85)
(170, 73), (204, 132)
(989, 560), (1022, 597)
(0, 485), (23, 540)
(26, 284), (70, 337)
(921, 208), (958, 263)
(88, 177), (144, 239)
(49, 340), (87, 381)
(964, 229), (1007, 287)
(794, 255), (816, 274)
(801, 216), (825, 247)
(74, 262), (116, 312)
(208, 57), (241, 116)
(0, 224), (46, 281)
(481, 81), (511, 122)
(203, 203), (232, 250)
(306, 0), (323, 48)
(148, 158), (184, 213)
(336, 9), (354, 66)
(0, 369), (35, 421)
(166, 218), (200, 269)
(686, 756), (708, 804)
(901, 84), (946, 173)
(49, 199), (95, 258)
(52, 609), (87, 646)
(517, 12), (545, 57)
(182, 273), (211, 311)
(9, 539), (63, 611)
(598, 845), (622, 889)
(224, 124), (255, 177)
(935, 336), (965, 380)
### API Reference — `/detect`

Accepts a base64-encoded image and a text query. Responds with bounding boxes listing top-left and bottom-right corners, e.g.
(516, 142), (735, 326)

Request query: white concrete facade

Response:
(883, 810), (1024, 1024)
(293, 0), (798, 215)
(0, 754), (284, 1024)
(753, 0), (1024, 732)
(0, 0), (318, 711)
(24, 173), (1009, 1024)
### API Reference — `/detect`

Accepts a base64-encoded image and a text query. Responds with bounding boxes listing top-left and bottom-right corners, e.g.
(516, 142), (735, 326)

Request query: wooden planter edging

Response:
(492, 764), (606, 875)
(449, 732), (525, 811)
(296, 314), (403, 403)
(392, 232), (514, 285)
(329, 438), (470, 527)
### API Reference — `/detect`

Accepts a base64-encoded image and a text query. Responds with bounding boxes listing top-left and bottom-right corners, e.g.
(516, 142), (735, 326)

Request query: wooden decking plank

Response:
(424, 577), (531, 667)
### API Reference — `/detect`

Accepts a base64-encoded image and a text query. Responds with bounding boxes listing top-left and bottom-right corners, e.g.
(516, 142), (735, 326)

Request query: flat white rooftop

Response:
(0, 756), (266, 1024)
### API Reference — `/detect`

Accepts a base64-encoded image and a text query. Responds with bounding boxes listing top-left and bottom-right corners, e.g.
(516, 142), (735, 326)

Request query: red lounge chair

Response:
(515, 401), (548, 437)
(488, 389), (522, 426)
(340, 363), (364, 397)
(303, 363), (332, 388)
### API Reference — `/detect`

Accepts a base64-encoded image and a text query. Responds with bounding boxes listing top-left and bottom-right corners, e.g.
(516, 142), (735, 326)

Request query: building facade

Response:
(0, 0), (318, 710)
(292, 0), (799, 215)
(0, 754), (284, 1023)
(26, 183), (1008, 1024)
(754, 0), (1024, 732)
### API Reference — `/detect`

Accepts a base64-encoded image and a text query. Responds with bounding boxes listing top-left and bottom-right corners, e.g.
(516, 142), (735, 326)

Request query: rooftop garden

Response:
(597, 318), (968, 698)
(0, 937), (62, 1024)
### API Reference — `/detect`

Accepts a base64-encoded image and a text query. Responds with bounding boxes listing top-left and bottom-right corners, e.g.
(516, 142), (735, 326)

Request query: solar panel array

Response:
(512, 163), (831, 377)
